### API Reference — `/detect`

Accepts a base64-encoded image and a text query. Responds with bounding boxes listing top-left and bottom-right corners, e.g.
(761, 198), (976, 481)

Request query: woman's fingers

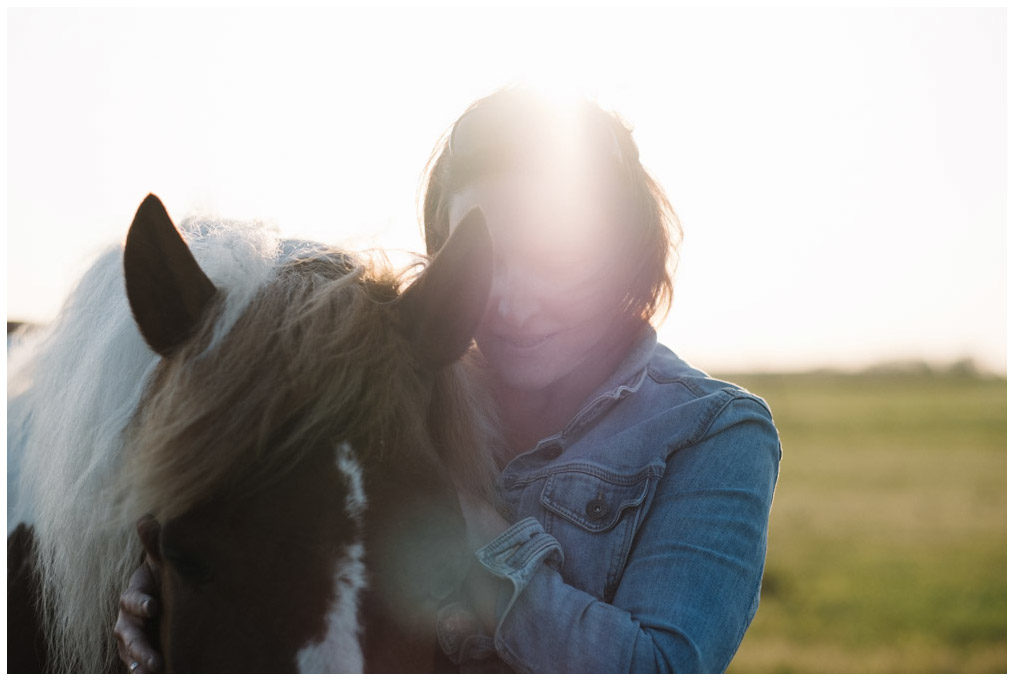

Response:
(121, 562), (159, 617)
(115, 553), (163, 672)
(119, 588), (158, 619)
(113, 610), (162, 672)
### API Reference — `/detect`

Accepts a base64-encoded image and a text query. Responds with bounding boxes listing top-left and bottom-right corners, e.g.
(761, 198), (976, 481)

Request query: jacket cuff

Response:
(475, 516), (564, 633)
(435, 517), (563, 669)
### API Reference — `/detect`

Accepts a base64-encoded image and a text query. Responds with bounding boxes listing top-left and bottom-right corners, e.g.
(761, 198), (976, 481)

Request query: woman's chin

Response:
(498, 370), (558, 393)
(484, 350), (561, 392)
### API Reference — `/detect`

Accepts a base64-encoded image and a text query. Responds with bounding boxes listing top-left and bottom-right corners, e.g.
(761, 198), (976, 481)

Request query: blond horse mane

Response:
(8, 216), (500, 672)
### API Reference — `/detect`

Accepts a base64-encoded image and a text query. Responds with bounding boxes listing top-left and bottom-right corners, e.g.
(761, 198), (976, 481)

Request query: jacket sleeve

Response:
(436, 395), (782, 673)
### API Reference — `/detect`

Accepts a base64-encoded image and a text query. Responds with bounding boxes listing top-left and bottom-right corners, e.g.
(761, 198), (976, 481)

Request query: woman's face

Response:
(446, 165), (634, 392)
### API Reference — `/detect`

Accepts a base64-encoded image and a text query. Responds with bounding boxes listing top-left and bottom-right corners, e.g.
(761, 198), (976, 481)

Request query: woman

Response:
(115, 85), (782, 673)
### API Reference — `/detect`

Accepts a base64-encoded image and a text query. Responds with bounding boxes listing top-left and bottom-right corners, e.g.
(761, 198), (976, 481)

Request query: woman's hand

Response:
(113, 516), (163, 673)
(455, 491), (513, 633)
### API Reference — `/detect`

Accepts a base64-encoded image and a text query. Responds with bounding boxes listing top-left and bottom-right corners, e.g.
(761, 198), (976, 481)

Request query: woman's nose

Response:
(488, 258), (541, 328)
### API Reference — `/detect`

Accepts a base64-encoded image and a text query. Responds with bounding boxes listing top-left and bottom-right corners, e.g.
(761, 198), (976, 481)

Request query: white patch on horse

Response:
(295, 445), (368, 673)
(295, 541), (367, 673)
(334, 442), (366, 520)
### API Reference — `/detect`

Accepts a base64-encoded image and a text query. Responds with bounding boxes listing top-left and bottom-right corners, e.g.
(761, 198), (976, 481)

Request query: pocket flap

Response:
(540, 470), (650, 533)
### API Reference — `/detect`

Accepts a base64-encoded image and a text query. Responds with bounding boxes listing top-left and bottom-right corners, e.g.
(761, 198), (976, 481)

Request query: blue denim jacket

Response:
(435, 326), (783, 673)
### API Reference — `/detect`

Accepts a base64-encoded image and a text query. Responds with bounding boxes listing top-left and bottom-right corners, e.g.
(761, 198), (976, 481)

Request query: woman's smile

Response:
(490, 329), (556, 353)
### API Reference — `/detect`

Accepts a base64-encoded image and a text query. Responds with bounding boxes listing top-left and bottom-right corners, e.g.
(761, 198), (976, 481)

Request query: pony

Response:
(7, 194), (503, 672)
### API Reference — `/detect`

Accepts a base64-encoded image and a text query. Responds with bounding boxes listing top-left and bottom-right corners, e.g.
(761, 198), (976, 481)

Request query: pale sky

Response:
(5, 6), (1006, 374)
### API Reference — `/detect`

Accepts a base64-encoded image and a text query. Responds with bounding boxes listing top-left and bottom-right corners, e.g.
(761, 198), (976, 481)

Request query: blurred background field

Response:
(720, 364), (1005, 673)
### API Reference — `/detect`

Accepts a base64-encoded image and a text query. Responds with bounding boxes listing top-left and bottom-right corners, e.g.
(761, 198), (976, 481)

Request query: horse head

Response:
(120, 194), (496, 672)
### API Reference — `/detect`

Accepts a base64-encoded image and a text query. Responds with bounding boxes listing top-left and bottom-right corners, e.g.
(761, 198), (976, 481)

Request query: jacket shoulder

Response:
(546, 342), (778, 477)
(643, 343), (774, 418)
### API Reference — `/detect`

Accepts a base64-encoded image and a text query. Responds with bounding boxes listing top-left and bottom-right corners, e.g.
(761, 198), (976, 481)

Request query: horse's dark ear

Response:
(395, 207), (493, 368)
(124, 194), (217, 357)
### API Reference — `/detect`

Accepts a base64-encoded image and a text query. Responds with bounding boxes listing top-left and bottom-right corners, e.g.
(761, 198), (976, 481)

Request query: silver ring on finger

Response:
(129, 661), (140, 673)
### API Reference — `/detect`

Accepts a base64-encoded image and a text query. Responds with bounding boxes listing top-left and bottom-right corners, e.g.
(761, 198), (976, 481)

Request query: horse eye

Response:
(163, 547), (214, 584)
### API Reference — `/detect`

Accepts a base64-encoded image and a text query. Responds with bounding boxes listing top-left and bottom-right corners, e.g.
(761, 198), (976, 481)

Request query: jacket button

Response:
(586, 497), (610, 521)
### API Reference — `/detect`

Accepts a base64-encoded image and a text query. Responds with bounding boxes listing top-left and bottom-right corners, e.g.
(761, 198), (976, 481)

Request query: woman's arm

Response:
(444, 395), (782, 673)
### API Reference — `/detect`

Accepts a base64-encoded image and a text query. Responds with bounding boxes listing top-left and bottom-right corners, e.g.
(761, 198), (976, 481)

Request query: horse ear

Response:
(124, 194), (218, 357)
(395, 207), (493, 368)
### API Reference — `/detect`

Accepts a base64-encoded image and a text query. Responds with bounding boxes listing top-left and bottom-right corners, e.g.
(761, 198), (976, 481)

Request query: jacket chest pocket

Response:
(538, 469), (653, 601)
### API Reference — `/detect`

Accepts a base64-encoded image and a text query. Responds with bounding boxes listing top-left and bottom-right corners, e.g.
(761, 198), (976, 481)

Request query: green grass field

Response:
(718, 369), (1006, 673)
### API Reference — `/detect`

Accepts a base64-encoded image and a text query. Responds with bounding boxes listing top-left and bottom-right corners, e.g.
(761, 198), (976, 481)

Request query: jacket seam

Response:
(719, 388), (776, 419)
(666, 391), (773, 457)
(645, 367), (709, 396)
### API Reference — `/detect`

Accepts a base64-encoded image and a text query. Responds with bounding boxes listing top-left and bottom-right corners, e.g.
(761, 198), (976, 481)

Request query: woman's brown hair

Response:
(417, 84), (682, 326)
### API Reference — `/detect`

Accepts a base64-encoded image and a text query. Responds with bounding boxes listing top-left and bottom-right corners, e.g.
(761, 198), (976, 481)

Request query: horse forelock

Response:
(118, 247), (396, 523)
(120, 240), (500, 527)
